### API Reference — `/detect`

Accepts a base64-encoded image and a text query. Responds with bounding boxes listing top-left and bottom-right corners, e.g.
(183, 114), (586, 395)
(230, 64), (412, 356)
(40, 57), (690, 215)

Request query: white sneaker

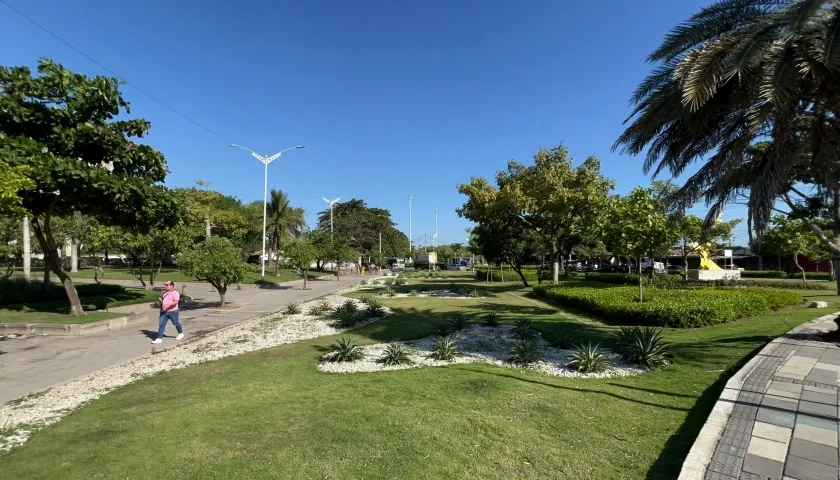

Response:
(176, 333), (184, 340)
(151, 338), (162, 344)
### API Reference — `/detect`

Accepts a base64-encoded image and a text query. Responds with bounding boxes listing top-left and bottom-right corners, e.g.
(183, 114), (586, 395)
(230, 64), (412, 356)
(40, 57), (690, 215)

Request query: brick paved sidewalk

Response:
(702, 319), (840, 480)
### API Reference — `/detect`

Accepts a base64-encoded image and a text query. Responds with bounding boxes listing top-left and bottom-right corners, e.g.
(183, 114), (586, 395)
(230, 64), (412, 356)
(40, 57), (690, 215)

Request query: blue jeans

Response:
(157, 310), (182, 339)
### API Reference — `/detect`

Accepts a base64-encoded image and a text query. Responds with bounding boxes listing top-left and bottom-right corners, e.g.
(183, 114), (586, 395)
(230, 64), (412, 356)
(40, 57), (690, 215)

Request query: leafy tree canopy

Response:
(315, 199), (408, 258)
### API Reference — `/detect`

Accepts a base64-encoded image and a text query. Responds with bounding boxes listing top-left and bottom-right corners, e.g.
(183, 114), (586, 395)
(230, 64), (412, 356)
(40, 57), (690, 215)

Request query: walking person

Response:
(152, 280), (183, 344)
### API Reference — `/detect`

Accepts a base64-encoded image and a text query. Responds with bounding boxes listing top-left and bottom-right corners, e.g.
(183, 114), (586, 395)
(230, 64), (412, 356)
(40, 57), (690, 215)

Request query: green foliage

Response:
(283, 239), (318, 286)
(325, 337), (364, 363)
(306, 299), (332, 316)
(394, 277), (408, 286)
(450, 313), (469, 331)
(584, 272), (831, 291)
(789, 271), (831, 280)
(511, 317), (537, 340)
(359, 279), (368, 286)
(365, 299), (385, 318)
(533, 283), (794, 328)
(432, 318), (453, 337)
(751, 290), (802, 310)
(383, 278), (395, 286)
(0, 160), (33, 217)
(430, 335), (460, 361)
(546, 327), (577, 349)
(741, 270), (787, 279)
(359, 295), (374, 305)
(508, 339), (542, 366)
(468, 289), (481, 298)
(474, 268), (552, 282)
(283, 302), (302, 315)
(332, 299), (358, 317)
(381, 343), (413, 366)
(178, 237), (248, 306)
(408, 289), (419, 297)
(567, 343), (610, 373)
(0, 278), (123, 306)
(382, 286), (396, 297)
(315, 199), (409, 259)
(613, 326), (672, 369)
(483, 312), (500, 327)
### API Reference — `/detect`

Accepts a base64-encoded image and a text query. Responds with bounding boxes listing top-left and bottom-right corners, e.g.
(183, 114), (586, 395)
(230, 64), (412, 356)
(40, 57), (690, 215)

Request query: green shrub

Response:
(747, 289), (802, 310)
(325, 337), (364, 362)
(383, 278), (395, 286)
(511, 317), (537, 340)
(533, 282), (774, 328)
(546, 327), (577, 349)
(613, 326), (672, 368)
(483, 312), (500, 327)
(432, 318), (453, 336)
(408, 289), (419, 297)
(788, 271), (831, 280)
(381, 343), (413, 366)
(395, 278), (408, 286)
(359, 295), (374, 305)
(474, 268), (551, 282)
(283, 302), (302, 315)
(508, 339), (542, 365)
(567, 343), (610, 373)
(382, 286), (396, 297)
(0, 278), (125, 306)
(430, 335), (460, 361)
(741, 270), (787, 278)
(584, 272), (832, 290)
(307, 299), (332, 316)
(450, 313), (470, 331)
(335, 309), (362, 328)
(359, 279), (368, 286)
(468, 289), (481, 298)
(365, 299), (386, 318)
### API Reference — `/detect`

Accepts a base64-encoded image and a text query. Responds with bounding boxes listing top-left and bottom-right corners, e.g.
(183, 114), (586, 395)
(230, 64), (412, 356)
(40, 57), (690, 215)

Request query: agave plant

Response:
(613, 326), (672, 368)
(432, 318), (453, 337)
(450, 313), (469, 331)
(567, 343), (610, 373)
(508, 339), (542, 366)
(335, 308), (362, 328)
(547, 327), (577, 349)
(511, 317), (537, 341)
(381, 343), (413, 366)
(306, 299), (332, 316)
(365, 299), (386, 318)
(382, 286), (396, 297)
(468, 289), (481, 298)
(283, 302), (302, 315)
(430, 335), (460, 361)
(408, 289), (419, 297)
(483, 312), (500, 327)
(359, 295), (374, 305)
(325, 337), (365, 362)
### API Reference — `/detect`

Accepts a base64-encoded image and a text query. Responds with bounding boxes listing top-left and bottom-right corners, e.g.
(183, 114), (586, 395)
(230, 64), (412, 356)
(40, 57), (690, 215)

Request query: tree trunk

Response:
(500, 264), (504, 282)
(793, 253), (806, 284)
(218, 287), (226, 307)
(205, 215), (211, 238)
(638, 270), (644, 303)
(831, 260), (836, 282)
(552, 255), (560, 283)
(682, 241), (689, 281)
(70, 240), (79, 273)
(303, 270), (308, 289)
(23, 216), (31, 281)
(31, 216), (84, 316)
(42, 262), (51, 290)
(512, 265), (529, 287)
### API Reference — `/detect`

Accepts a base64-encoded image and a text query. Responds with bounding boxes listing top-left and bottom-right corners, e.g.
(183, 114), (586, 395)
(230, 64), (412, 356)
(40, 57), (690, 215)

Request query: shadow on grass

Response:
(0, 290), (150, 314)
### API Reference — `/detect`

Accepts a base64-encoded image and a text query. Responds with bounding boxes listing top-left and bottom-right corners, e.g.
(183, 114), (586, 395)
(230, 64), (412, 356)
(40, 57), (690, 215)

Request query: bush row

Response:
(533, 282), (801, 328)
(0, 278), (125, 306)
(474, 268), (567, 282)
(741, 270), (832, 280)
(583, 272), (834, 290)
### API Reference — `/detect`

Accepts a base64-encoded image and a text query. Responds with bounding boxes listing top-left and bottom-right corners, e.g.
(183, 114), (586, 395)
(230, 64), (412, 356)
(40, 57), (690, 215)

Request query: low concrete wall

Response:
(686, 269), (741, 281)
(1, 312), (147, 336)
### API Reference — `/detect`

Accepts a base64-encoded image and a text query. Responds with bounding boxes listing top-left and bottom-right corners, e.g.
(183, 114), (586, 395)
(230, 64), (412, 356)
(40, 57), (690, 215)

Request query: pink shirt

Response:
(161, 290), (180, 312)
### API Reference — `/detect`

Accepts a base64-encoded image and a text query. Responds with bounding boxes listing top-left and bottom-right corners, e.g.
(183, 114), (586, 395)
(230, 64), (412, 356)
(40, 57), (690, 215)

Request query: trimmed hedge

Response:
(533, 282), (801, 328)
(583, 272), (834, 290)
(0, 278), (125, 306)
(788, 271), (831, 280)
(741, 270), (786, 278)
(474, 268), (555, 282)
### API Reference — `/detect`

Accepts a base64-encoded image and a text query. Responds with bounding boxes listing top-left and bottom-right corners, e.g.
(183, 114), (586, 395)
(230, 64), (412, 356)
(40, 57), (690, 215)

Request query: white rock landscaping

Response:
(319, 324), (646, 379)
(0, 287), (389, 454)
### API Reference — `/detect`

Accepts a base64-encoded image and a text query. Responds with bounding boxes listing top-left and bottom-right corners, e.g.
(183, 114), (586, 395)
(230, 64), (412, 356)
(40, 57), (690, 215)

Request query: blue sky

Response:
(0, 0), (750, 246)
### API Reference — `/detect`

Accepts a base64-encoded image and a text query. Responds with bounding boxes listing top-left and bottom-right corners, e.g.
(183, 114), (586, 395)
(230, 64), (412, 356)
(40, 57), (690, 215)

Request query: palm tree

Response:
(615, 0), (840, 292)
(265, 189), (306, 276)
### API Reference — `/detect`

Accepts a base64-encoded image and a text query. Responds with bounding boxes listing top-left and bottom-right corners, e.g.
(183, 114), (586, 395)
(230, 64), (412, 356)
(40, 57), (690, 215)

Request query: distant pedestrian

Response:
(152, 280), (183, 344)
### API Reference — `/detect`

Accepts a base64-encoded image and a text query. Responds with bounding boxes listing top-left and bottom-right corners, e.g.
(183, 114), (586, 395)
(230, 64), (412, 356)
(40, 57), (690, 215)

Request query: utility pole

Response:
(379, 232), (382, 273)
(434, 208), (438, 249)
(322, 197), (341, 241)
(408, 194), (413, 255)
(22, 216), (31, 281)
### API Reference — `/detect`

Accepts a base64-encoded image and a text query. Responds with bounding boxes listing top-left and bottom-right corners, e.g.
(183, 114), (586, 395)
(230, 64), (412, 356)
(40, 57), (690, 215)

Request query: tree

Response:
(315, 199), (408, 261)
(459, 144), (613, 282)
(0, 59), (180, 315)
(605, 188), (675, 301)
(675, 215), (741, 279)
(615, 0), (840, 294)
(266, 189), (306, 275)
(284, 239), (317, 289)
(178, 236), (248, 307)
(0, 215), (21, 279)
(759, 215), (821, 284)
(0, 160), (33, 217)
(471, 222), (535, 286)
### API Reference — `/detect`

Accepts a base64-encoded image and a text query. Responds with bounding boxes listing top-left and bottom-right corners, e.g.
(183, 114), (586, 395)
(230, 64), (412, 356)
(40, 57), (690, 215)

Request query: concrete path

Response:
(681, 314), (840, 480)
(0, 274), (368, 405)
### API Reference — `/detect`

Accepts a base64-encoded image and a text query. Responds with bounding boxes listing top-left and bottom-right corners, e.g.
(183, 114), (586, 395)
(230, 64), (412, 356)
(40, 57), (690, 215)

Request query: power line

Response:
(1, 0), (323, 198)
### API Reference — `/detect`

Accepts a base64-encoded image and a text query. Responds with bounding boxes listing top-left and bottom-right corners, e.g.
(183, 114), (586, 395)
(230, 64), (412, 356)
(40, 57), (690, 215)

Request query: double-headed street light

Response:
(229, 143), (305, 280)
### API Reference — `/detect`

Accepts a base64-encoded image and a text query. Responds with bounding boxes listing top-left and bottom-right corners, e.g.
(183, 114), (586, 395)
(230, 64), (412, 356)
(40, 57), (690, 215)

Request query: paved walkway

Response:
(0, 274), (368, 405)
(691, 315), (840, 480)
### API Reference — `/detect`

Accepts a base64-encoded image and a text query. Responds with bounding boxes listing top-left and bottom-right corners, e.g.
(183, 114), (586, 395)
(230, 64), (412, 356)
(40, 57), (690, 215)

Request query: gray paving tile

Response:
(801, 390), (838, 405)
(817, 356), (840, 366)
(770, 382), (803, 394)
(737, 473), (765, 480)
(797, 413), (839, 432)
(805, 378), (838, 390)
(708, 451), (744, 477)
(742, 453), (784, 479)
(784, 454), (838, 480)
(788, 438), (839, 467)
(705, 472), (738, 480)
(717, 438), (749, 458)
(757, 407), (797, 428)
(796, 347), (827, 359)
(799, 400), (839, 419)
(762, 396), (799, 412)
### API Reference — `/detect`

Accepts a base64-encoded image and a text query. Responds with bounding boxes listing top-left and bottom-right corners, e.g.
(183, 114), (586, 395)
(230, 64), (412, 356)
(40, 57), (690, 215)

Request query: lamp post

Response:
(408, 195), (413, 255)
(229, 143), (305, 280)
(434, 208), (438, 249)
(322, 196), (343, 240)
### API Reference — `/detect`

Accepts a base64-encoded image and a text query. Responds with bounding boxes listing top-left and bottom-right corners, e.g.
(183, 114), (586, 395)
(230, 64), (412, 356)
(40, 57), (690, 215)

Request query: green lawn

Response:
(1, 277), (835, 479)
(0, 288), (160, 324)
(11, 266), (326, 285)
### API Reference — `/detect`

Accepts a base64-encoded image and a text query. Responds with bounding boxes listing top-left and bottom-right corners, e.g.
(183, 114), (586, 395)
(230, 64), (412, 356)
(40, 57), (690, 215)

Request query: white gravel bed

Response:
(319, 324), (646, 378)
(358, 287), (485, 300)
(0, 281), (388, 454)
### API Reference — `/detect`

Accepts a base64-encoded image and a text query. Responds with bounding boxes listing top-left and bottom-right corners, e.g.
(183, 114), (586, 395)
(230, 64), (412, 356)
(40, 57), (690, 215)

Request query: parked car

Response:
(641, 257), (666, 274)
(666, 265), (683, 275)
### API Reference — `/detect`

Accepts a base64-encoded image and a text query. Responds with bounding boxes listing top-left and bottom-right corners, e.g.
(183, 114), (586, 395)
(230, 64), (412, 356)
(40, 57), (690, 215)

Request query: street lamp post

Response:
(229, 143), (305, 281)
(408, 195), (413, 255)
(434, 208), (438, 249)
(322, 196), (342, 240)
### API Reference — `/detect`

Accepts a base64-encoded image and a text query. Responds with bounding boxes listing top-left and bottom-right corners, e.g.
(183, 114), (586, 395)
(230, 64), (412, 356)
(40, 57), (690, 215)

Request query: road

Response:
(0, 274), (367, 405)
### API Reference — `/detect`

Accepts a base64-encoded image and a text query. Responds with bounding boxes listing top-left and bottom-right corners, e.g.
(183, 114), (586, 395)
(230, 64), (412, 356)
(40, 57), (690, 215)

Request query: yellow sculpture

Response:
(692, 210), (723, 271)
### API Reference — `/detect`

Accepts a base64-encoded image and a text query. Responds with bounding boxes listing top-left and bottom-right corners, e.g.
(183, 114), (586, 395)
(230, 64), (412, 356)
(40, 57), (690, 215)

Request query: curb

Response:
(677, 311), (840, 480)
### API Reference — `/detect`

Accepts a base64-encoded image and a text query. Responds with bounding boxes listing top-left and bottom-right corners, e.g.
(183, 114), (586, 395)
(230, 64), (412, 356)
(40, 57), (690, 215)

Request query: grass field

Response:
(11, 266), (326, 285)
(0, 288), (160, 324)
(1, 275), (835, 479)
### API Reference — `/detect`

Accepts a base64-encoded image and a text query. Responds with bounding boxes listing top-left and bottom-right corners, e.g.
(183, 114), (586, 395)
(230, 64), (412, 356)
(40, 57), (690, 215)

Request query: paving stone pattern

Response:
(705, 339), (840, 480)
